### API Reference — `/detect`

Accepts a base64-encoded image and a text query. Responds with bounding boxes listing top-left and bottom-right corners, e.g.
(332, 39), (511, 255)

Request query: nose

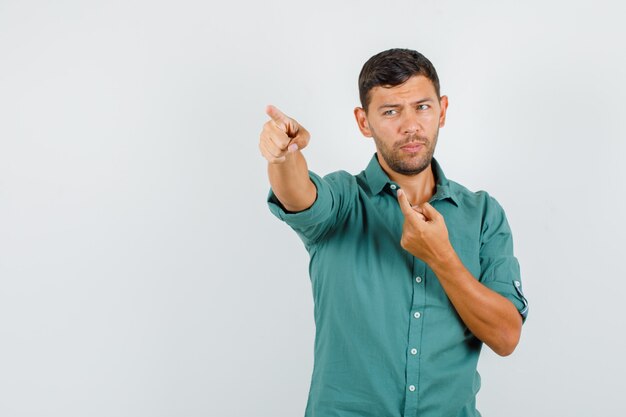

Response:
(400, 111), (421, 134)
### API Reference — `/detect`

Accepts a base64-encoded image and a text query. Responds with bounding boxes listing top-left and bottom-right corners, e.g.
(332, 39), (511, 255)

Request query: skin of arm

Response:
(259, 105), (316, 212)
(397, 189), (522, 356)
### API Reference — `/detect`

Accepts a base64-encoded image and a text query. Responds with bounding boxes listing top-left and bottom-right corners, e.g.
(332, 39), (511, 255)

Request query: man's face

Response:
(354, 75), (448, 176)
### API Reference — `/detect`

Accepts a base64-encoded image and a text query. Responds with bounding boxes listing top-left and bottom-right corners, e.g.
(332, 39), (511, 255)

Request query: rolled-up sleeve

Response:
(478, 196), (529, 322)
(267, 170), (348, 247)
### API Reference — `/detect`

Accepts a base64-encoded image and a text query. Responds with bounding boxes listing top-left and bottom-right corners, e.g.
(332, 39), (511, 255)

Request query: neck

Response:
(380, 158), (436, 206)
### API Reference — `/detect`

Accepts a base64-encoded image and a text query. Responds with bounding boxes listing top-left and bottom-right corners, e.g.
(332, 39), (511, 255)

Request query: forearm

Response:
(268, 150), (316, 212)
(429, 251), (522, 356)
(396, 193), (522, 355)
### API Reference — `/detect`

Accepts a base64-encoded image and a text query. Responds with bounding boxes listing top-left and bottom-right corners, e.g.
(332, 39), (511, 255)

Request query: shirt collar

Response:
(363, 153), (459, 206)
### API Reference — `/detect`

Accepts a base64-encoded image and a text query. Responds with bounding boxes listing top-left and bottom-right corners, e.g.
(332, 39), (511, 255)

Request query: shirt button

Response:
(413, 312), (421, 319)
(390, 184), (397, 190)
(410, 348), (418, 355)
(514, 280), (521, 287)
(415, 276), (422, 283)
(409, 385), (416, 392)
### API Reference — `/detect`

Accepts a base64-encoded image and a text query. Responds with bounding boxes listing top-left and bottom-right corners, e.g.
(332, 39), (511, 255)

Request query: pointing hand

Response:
(397, 189), (455, 265)
(259, 105), (310, 164)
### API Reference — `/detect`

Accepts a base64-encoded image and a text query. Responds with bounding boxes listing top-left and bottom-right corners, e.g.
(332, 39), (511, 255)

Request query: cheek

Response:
(419, 112), (436, 123)
(378, 119), (403, 134)
(420, 113), (442, 131)
(369, 120), (390, 136)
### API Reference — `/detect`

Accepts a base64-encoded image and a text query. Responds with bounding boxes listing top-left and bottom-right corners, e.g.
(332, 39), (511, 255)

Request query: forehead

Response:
(369, 75), (438, 105)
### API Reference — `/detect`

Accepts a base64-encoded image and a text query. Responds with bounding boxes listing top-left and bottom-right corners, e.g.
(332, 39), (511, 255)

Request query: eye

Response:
(417, 104), (430, 110)
(383, 109), (398, 116)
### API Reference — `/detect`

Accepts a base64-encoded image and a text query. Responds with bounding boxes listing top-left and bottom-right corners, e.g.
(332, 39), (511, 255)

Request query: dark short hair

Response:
(358, 48), (441, 111)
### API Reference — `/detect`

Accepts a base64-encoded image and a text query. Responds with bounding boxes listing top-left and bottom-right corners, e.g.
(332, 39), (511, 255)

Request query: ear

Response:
(354, 107), (372, 137)
(438, 95), (449, 128)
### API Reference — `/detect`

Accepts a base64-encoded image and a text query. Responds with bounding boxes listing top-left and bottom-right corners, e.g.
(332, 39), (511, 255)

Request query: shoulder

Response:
(448, 180), (508, 219)
(322, 169), (356, 183)
(318, 169), (358, 193)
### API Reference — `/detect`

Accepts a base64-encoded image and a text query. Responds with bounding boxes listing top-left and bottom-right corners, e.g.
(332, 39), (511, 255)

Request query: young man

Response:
(259, 48), (528, 417)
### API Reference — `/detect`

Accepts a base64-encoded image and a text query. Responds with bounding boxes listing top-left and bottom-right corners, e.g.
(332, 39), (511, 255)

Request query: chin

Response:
(396, 158), (432, 175)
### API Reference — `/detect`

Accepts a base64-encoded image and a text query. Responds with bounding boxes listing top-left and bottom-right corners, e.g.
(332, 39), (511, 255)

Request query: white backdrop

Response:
(1, 0), (625, 416)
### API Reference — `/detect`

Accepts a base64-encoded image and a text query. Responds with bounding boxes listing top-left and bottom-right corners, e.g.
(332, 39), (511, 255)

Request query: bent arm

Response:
(429, 252), (522, 356)
(397, 191), (524, 356)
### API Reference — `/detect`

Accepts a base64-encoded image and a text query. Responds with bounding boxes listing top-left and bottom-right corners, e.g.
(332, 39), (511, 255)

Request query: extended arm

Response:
(259, 105), (316, 212)
(397, 190), (522, 356)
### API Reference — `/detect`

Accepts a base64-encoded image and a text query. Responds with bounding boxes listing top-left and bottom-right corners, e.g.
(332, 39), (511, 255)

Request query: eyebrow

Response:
(377, 98), (434, 111)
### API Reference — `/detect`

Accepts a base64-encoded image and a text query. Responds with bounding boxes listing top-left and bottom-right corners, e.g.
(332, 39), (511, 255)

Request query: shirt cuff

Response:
(483, 278), (529, 323)
(267, 171), (333, 228)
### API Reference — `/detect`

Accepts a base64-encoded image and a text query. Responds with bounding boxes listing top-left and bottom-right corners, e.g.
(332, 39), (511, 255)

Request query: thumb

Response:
(420, 202), (441, 221)
(287, 127), (311, 152)
(266, 104), (298, 136)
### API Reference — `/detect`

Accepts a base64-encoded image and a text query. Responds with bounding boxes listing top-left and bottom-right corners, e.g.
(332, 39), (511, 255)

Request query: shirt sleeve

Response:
(267, 170), (349, 247)
(478, 195), (529, 322)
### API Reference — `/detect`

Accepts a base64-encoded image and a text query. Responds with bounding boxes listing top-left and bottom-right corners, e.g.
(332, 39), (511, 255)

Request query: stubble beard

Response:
(373, 129), (439, 176)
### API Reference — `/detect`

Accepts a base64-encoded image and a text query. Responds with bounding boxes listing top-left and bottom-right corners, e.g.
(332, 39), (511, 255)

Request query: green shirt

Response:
(267, 154), (528, 417)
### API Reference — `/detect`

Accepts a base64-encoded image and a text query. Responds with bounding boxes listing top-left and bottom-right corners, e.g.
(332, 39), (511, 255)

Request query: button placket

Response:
(404, 260), (426, 416)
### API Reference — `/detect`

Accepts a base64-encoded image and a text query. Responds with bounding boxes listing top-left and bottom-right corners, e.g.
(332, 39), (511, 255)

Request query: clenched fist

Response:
(259, 105), (310, 164)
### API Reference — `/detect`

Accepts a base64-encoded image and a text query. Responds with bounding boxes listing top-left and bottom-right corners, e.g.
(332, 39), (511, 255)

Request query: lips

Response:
(400, 142), (425, 152)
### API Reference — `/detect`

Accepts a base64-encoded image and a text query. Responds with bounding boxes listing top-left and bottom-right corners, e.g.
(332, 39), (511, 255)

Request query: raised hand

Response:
(259, 105), (310, 164)
(396, 189), (455, 266)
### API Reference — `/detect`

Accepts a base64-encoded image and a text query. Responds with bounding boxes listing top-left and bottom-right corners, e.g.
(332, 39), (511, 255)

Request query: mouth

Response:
(399, 142), (425, 153)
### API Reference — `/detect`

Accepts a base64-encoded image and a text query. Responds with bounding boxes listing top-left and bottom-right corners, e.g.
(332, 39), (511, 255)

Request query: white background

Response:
(1, 0), (625, 416)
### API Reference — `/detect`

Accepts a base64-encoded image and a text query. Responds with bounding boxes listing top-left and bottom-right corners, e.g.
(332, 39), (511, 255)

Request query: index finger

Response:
(397, 189), (414, 216)
(266, 105), (290, 131)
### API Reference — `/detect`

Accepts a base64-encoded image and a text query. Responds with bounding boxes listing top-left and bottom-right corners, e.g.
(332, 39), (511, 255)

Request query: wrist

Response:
(427, 244), (459, 271)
